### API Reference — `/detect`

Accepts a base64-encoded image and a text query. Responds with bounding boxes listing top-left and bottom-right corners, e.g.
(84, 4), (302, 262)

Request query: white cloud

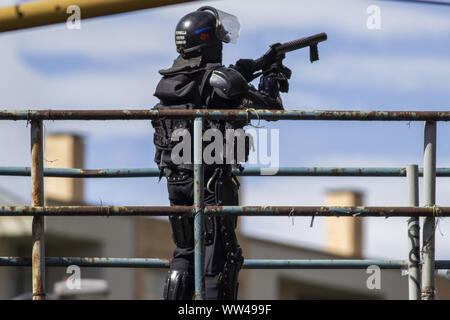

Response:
(1, 0), (16, 6)
(7, 13), (175, 58)
(158, 0), (450, 37)
(6, 0), (450, 61)
(291, 54), (450, 93)
(1, 0), (448, 116)
(0, 29), (162, 138)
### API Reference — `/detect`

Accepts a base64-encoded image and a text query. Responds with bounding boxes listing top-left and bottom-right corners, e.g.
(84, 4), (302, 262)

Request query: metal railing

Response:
(1, 109), (450, 300)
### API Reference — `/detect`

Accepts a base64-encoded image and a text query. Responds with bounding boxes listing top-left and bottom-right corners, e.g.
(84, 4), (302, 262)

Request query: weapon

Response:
(250, 32), (328, 81)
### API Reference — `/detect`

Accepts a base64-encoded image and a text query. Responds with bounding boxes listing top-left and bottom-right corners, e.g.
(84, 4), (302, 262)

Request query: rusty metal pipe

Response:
(31, 120), (45, 300)
(4, 166), (450, 178)
(1, 205), (450, 217)
(2, 257), (450, 270)
(2, 109), (450, 121)
(0, 0), (199, 33)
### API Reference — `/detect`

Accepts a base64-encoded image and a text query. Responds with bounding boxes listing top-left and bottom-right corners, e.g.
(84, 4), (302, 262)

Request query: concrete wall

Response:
(243, 237), (408, 300)
(0, 238), (21, 299)
(45, 216), (136, 299)
(135, 217), (173, 300)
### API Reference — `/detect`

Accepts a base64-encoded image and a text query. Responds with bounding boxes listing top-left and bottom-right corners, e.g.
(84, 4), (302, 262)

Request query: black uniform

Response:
(151, 6), (285, 300)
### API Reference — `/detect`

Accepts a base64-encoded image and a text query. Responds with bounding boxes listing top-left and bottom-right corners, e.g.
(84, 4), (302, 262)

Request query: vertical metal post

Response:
(31, 120), (45, 300)
(422, 121), (436, 300)
(406, 164), (420, 300)
(193, 116), (205, 300)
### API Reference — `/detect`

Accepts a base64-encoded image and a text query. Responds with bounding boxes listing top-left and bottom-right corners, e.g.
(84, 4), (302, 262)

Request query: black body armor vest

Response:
(152, 55), (249, 174)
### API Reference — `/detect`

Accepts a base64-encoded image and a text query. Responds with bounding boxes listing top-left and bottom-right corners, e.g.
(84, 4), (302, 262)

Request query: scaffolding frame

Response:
(0, 109), (450, 300)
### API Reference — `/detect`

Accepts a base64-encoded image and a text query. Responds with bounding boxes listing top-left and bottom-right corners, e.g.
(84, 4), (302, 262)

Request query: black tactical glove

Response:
(232, 59), (257, 82)
(259, 62), (292, 95)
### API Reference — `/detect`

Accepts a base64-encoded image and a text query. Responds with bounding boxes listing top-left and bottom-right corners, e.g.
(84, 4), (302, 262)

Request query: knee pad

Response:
(163, 270), (194, 300)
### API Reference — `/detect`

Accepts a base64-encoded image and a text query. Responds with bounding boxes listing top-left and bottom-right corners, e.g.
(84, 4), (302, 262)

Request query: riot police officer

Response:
(152, 6), (286, 300)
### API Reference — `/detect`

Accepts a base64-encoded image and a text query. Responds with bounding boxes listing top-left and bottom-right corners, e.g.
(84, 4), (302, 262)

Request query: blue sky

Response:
(1, 0), (450, 260)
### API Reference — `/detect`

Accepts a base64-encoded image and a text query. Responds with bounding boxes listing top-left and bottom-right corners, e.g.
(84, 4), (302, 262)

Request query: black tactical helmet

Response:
(175, 6), (240, 58)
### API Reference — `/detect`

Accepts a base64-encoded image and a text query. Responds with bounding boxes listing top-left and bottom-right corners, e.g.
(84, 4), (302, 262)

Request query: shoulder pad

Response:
(159, 55), (202, 75)
(209, 67), (249, 100)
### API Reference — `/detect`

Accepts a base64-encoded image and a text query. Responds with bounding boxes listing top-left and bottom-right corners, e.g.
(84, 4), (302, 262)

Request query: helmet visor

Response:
(216, 9), (240, 44)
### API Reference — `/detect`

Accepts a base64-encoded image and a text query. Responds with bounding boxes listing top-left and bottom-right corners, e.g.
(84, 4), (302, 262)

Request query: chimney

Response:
(44, 133), (84, 205)
(325, 190), (363, 258)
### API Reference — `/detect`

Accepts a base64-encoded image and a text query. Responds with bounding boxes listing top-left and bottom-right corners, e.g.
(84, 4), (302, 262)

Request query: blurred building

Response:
(0, 133), (449, 299)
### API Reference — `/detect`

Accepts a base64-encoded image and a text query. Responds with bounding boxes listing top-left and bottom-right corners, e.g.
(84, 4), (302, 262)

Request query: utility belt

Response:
(163, 162), (239, 192)
(163, 165), (194, 184)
